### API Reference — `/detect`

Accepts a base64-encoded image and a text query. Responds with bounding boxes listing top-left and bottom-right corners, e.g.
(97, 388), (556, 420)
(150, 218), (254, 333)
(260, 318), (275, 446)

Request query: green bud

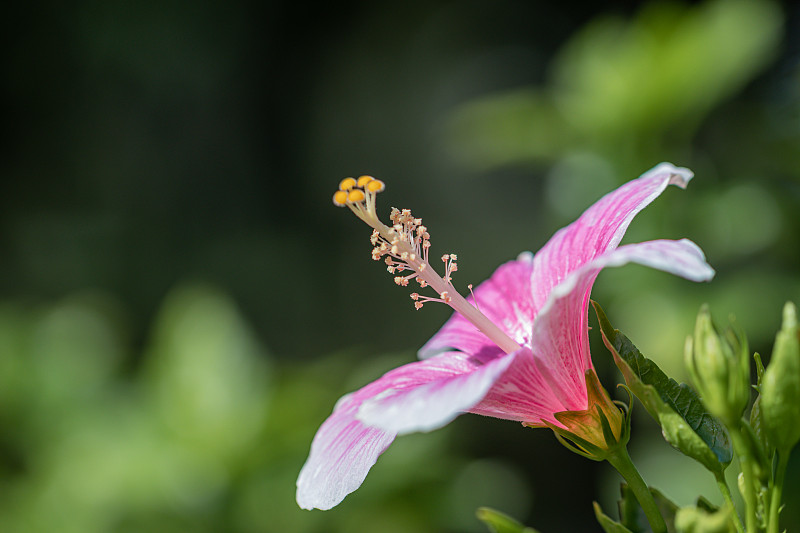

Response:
(548, 369), (630, 462)
(760, 301), (800, 453)
(685, 305), (750, 427)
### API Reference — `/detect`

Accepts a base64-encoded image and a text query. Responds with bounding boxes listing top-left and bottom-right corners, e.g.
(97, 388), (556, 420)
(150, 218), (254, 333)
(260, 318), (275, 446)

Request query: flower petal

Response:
(296, 402), (394, 510)
(470, 238), (714, 426)
(522, 162), (694, 389)
(418, 253), (535, 360)
(529, 162), (693, 313)
(468, 346), (571, 424)
(419, 163), (691, 363)
(297, 351), (493, 509)
(358, 350), (517, 434)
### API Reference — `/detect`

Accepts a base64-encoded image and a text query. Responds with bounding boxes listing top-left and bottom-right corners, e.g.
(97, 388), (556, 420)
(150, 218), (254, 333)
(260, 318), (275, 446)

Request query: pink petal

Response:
(419, 163), (692, 364)
(579, 238), (715, 283)
(522, 163), (695, 395)
(529, 163), (693, 314)
(468, 346), (571, 425)
(358, 350), (517, 434)
(296, 400), (394, 510)
(532, 238), (714, 391)
(470, 237), (714, 426)
(418, 253), (535, 360)
(297, 351), (495, 509)
(299, 163), (713, 509)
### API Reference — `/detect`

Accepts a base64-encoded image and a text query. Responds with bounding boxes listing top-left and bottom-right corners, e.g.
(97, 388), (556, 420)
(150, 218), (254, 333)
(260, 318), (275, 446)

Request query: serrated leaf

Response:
(476, 507), (541, 533)
(593, 302), (732, 473)
(595, 502), (636, 533)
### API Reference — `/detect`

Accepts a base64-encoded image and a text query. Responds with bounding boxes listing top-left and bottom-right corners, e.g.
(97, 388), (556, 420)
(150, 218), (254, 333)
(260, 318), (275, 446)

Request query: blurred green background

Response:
(2, 0), (799, 531)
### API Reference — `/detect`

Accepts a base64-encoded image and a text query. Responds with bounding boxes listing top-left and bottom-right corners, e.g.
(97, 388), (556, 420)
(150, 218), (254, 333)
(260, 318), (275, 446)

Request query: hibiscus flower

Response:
(297, 163), (714, 510)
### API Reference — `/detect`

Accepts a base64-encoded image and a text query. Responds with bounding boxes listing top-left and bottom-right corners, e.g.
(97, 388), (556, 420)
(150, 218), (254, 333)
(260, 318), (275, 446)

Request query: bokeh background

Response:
(2, 0), (799, 531)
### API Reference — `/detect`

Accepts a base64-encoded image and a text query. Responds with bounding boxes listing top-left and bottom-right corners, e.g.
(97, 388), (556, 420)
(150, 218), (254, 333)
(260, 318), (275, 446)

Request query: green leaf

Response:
(594, 502), (635, 533)
(749, 353), (767, 451)
(674, 505), (737, 533)
(617, 484), (680, 533)
(651, 487), (680, 533)
(143, 283), (272, 462)
(446, 0), (781, 171)
(617, 483), (645, 532)
(476, 507), (541, 533)
(694, 496), (718, 514)
(593, 302), (732, 473)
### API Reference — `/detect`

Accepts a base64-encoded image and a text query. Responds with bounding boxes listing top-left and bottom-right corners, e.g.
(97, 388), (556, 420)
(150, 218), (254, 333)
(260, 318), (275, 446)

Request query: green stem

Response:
(714, 470), (745, 533)
(607, 446), (667, 533)
(767, 450), (789, 533)
(730, 426), (758, 533)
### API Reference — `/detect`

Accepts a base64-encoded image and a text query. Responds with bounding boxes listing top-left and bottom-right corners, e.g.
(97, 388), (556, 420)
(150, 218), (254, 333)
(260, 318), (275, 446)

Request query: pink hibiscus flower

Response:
(297, 163), (714, 510)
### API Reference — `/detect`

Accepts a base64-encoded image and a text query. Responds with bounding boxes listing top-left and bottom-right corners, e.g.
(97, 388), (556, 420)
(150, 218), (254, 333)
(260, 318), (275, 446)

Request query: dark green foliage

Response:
(593, 302), (732, 473)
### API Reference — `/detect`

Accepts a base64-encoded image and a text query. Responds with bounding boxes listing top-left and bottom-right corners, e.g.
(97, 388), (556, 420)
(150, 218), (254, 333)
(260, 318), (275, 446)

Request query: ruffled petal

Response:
(470, 238), (714, 426)
(529, 163), (693, 314)
(579, 238), (715, 283)
(468, 347), (571, 424)
(418, 253), (535, 360)
(296, 401), (394, 510)
(297, 351), (490, 510)
(419, 163), (691, 365)
(358, 350), (517, 434)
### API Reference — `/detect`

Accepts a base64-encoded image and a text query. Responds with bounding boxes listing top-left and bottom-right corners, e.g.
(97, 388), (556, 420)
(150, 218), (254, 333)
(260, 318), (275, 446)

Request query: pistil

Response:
(333, 176), (523, 355)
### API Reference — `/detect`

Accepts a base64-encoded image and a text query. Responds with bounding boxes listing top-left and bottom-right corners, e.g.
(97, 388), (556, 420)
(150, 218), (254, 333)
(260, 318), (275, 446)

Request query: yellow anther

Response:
(339, 177), (357, 191)
(347, 189), (366, 203)
(366, 179), (385, 193)
(333, 190), (348, 206)
(357, 175), (374, 187)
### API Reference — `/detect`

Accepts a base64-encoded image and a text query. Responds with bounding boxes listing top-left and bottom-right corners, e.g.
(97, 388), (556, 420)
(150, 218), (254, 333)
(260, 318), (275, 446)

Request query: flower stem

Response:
(714, 470), (744, 533)
(607, 446), (667, 533)
(767, 450), (789, 533)
(730, 425), (758, 533)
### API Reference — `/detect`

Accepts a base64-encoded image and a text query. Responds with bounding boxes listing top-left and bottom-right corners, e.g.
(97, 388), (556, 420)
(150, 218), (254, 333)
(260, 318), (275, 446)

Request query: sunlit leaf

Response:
(594, 502), (635, 533)
(674, 505), (737, 533)
(142, 283), (272, 464)
(477, 507), (541, 533)
(593, 302), (732, 473)
(447, 0), (782, 171)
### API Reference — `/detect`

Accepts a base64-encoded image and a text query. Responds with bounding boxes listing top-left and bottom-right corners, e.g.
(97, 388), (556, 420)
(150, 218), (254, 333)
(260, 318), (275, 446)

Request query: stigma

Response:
(332, 176), (386, 226)
(332, 176), (523, 355)
(333, 176), (457, 307)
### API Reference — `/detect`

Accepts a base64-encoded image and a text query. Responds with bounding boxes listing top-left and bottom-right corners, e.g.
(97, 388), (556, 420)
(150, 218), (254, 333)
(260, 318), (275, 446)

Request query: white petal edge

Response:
(543, 238), (715, 318)
(645, 162), (694, 189)
(296, 415), (395, 510)
(357, 351), (519, 434)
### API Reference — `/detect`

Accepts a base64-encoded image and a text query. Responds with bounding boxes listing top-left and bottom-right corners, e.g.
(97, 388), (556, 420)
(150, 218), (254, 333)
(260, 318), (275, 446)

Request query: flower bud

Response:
(760, 301), (800, 453)
(685, 305), (750, 426)
(548, 369), (630, 461)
